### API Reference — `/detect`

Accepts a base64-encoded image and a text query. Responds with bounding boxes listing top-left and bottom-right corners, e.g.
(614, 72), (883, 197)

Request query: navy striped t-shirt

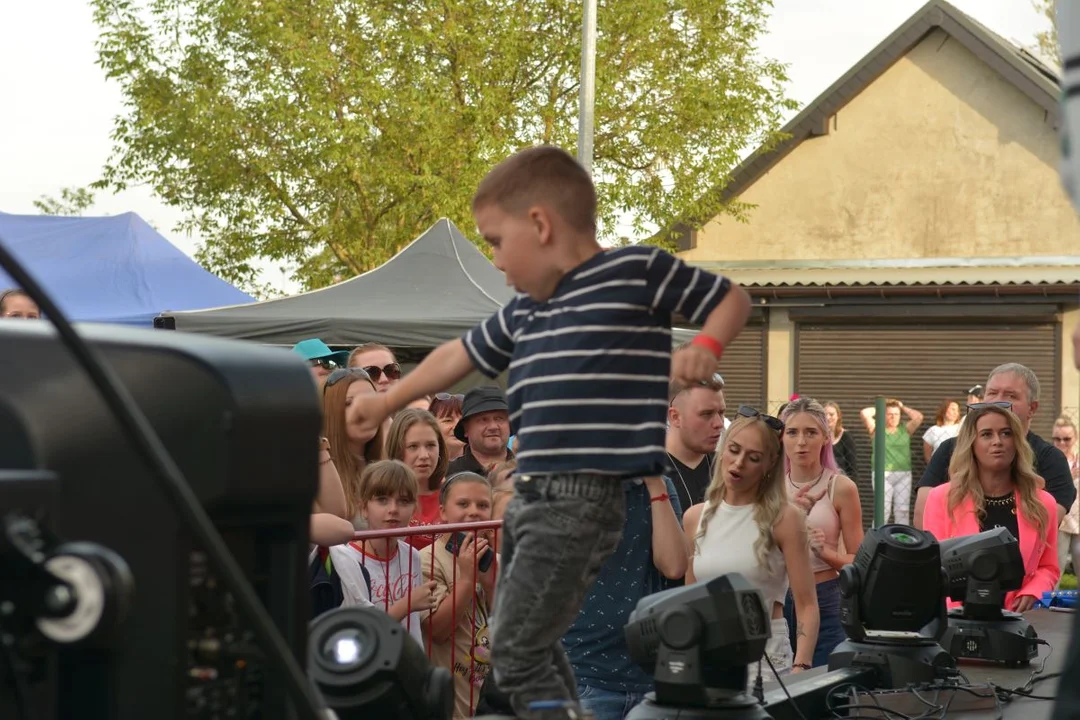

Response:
(462, 245), (730, 477)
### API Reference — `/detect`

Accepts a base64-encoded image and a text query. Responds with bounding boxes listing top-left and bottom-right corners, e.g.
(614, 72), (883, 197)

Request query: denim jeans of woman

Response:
(783, 578), (845, 667)
(576, 685), (645, 720)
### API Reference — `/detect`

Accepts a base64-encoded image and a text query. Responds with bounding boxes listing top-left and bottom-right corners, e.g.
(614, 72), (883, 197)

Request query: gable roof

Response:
(675, 0), (1060, 250)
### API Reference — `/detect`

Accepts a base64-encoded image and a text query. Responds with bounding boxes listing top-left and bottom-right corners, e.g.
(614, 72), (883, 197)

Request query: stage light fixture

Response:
(307, 607), (453, 720)
(623, 572), (772, 720)
(829, 524), (956, 687)
(939, 527), (1038, 666)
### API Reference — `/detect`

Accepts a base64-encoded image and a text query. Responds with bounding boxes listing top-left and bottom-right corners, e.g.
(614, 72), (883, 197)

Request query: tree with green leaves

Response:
(1033, 0), (1061, 67)
(92, 0), (794, 293)
(33, 187), (95, 216)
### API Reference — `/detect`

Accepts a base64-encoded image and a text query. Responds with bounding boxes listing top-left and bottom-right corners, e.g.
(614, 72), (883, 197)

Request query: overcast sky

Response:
(0, 0), (1052, 293)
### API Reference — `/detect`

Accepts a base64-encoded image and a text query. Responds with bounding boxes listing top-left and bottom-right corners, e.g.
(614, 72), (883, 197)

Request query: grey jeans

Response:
(491, 473), (627, 720)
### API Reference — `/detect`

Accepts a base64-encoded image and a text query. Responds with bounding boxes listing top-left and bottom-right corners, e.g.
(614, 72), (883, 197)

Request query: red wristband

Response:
(691, 334), (724, 359)
(650, 493), (670, 504)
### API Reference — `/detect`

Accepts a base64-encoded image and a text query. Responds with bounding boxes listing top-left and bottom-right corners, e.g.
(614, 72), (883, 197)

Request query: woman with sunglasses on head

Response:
(780, 397), (863, 667)
(1053, 416), (1080, 573)
(321, 367), (387, 527)
(683, 407), (819, 683)
(386, 408), (450, 549)
(923, 402), (1059, 613)
(429, 393), (466, 461)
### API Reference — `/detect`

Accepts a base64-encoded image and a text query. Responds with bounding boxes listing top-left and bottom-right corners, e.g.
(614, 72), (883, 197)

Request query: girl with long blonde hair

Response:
(682, 408), (819, 682)
(321, 367), (386, 524)
(923, 404), (1058, 612)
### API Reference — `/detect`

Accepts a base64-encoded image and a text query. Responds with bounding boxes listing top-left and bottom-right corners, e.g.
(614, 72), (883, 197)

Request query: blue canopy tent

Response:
(0, 212), (253, 326)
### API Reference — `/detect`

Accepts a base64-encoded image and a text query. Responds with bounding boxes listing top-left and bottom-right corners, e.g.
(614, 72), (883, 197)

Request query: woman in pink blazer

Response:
(923, 402), (1059, 613)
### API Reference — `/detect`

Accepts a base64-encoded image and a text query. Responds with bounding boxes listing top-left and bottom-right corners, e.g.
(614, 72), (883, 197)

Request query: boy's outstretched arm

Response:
(348, 339), (476, 434)
(672, 282), (751, 386)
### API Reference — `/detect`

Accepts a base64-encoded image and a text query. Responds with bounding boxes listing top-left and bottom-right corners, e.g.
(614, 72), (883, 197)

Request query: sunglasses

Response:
(1053, 436), (1075, 444)
(324, 367), (372, 390)
(309, 358), (339, 371)
(435, 392), (464, 402)
(966, 401), (1013, 412)
(363, 363), (402, 382)
(737, 405), (784, 432)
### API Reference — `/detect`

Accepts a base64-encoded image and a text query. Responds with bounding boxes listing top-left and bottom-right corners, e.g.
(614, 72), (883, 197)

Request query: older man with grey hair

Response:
(913, 362), (1075, 529)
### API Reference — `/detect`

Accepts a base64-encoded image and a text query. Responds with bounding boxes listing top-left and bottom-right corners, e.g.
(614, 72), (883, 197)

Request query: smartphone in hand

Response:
(446, 531), (495, 572)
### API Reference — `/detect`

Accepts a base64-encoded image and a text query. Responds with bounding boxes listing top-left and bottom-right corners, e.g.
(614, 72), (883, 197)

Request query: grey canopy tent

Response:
(157, 217), (698, 357)
(156, 218), (515, 348)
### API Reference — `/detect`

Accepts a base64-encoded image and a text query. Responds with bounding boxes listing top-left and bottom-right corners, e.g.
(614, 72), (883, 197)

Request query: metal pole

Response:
(873, 396), (886, 527)
(577, 0), (597, 174)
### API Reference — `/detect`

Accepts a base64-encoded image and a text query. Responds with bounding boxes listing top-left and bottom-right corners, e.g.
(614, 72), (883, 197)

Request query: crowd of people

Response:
(297, 326), (1080, 720)
(6, 145), (1080, 720)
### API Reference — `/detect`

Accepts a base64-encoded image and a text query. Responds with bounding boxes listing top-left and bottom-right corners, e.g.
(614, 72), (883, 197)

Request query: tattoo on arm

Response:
(796, 622), (806, 640)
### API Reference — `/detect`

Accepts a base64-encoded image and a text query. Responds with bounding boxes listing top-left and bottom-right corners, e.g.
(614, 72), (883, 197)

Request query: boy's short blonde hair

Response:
(358, 460), (419, 505)
(472, 145), (596, 233)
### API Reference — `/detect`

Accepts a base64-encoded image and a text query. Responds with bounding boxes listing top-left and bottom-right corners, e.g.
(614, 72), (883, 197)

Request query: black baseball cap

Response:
(966, 384), (984, 399)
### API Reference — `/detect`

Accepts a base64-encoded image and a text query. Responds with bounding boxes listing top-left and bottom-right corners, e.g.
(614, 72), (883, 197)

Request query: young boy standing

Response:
(349, 146), (750, 719)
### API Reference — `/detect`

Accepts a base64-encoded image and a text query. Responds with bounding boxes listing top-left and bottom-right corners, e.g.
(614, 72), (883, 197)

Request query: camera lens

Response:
(322, 628), (369, 671)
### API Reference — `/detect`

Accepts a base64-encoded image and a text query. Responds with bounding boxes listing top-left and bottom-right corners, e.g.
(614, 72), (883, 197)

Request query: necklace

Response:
(788, 467), (826, 491)
(667, 452), (714, 505)
(984, 493), (1015, 507)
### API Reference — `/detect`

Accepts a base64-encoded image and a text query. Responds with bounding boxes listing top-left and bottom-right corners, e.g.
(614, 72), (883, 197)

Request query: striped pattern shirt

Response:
(463, 245), (730, 477)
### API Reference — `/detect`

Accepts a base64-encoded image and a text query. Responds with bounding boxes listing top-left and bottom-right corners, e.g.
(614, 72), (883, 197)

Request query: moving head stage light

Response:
(939, 527), (1039, 666)
(830, 524), (957, 687)
(0, 321), (321, 719)
(308, 607), (453, 720)
(623, 573), (772, 720)
(760, 526), (964, 720)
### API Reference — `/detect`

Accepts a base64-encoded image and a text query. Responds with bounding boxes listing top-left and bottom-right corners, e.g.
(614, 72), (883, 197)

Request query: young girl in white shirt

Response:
(332, 460), (437, 646)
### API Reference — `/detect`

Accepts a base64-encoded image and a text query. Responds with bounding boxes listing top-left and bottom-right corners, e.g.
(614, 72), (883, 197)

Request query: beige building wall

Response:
(1062, 310), (1080, 422)
(680, 28), (1080, 264)
(766, 309), (793, 413)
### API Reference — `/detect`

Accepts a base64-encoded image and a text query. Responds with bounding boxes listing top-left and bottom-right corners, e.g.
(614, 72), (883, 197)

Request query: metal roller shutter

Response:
(720, 323), (767, 412)
(795, 321), (1060, 527)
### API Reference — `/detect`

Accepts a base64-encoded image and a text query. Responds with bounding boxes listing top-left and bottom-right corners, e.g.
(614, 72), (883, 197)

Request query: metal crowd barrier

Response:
(351, 519), (504, 715)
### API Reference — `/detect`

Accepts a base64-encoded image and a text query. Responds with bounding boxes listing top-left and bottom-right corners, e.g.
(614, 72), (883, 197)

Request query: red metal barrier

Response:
(352, 520), (503, 716)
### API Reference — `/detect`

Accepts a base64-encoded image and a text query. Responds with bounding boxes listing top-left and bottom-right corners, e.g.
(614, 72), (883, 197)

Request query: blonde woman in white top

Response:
(1054, 416), (1080, 571)
(682, 407), (819, 680)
